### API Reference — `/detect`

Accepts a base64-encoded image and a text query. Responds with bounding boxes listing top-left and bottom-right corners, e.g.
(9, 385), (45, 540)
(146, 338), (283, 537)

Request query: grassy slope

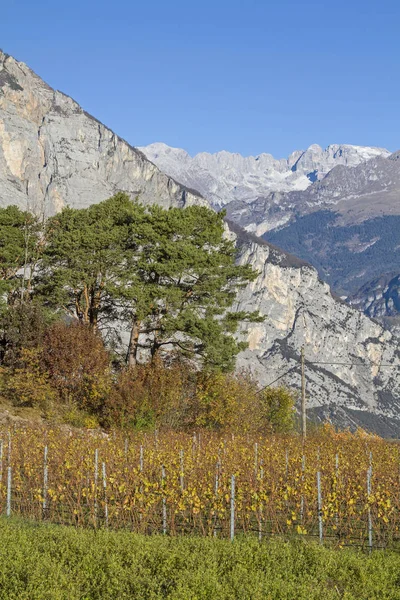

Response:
(1, 519), (400, 599)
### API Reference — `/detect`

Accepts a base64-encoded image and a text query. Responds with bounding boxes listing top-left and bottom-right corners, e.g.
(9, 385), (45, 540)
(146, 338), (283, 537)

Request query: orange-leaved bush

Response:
(42, 321), (112, 413)
(104, 362), (296, 434)
(103, 357), (196, 429)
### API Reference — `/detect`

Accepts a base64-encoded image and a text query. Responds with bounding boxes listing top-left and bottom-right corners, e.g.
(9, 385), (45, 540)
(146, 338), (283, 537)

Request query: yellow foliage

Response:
(2, 348), (55, 410)
(195, 371), (295, 433)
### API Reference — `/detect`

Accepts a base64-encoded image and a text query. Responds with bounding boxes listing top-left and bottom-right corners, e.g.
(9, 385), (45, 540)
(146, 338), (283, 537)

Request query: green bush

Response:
(260, 386), (296, 433)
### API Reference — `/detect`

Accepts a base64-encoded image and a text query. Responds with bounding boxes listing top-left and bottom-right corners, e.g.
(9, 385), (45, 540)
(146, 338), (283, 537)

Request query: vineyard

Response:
(1, 424), (400, 549)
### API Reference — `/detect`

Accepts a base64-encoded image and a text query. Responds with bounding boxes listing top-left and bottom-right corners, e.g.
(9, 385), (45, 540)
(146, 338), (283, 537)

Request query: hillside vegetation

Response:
(0, 195), (295, 432)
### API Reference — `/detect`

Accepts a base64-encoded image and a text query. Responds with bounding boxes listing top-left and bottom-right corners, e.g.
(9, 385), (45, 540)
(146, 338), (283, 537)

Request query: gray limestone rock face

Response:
(0, 50), (207, 216)
(230, 228), (400, 431)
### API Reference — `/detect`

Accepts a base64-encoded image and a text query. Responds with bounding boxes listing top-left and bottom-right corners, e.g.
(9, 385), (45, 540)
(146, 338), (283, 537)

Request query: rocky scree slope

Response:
(1, 51), (400, 434)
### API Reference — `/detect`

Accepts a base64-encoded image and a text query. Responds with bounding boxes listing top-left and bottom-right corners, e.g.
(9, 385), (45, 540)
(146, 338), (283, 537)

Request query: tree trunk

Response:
(127, 319), (141, 367)
(150, 339), (161, 362)
(90, 304), (98, 329)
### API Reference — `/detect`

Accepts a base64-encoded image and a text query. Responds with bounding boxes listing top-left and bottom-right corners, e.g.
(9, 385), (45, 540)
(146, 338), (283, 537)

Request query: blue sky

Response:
(1, 0), (399, 157)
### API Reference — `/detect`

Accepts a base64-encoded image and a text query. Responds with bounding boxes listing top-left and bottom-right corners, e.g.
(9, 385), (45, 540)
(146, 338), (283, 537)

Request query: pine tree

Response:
(37, 194), (262, 372)
(121, 203), (262, 371)
(36, 193), (144, 328)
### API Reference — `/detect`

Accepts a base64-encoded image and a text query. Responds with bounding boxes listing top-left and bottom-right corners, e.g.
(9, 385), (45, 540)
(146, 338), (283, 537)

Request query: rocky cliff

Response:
(1, 51), (400, 435)
(349, 274), (400, 338)
(231, 224), (400, 436)
(0, 50), (206, 216)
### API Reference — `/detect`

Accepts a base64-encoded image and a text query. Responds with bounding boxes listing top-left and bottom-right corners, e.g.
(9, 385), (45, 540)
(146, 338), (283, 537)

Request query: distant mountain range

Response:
(141, 142), (389, 209)
(142, 142), (400, 322)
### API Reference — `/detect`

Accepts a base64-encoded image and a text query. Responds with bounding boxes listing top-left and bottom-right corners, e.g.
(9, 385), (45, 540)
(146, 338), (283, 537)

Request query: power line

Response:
(256, 356), (400, 397)
(257, 365), (299, 394)
(307, 361), (400, 368)
(256, 359), (399, 393)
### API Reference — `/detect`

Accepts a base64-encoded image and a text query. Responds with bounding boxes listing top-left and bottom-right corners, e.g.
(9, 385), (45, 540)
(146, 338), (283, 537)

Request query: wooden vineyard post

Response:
(230, 475), (235, 541)
(140, 445), (144, 473)
(94, 449), (99, 526)
(192, 433), (197, 458)
(317, 471), (323, 544)
(179, 449), (184, 492)
(300, 455), (305, 524)
(214, 461), (220, 537)
(254, 443), (258, 478)
(259, 460), (264, 541)
(43, 445), (48, 519)
(335, 453), (339, 529)
(301, 346), (307, 440)
(285, 449), (289, 511)
(139, 445), (144, 527)
(0, 439), (3, 483)
(7, 431), (11, 474)
(285, 448), (289, 479)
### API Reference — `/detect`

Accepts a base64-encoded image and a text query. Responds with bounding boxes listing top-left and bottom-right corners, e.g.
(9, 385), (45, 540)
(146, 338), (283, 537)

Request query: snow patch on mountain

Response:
(140, 142), (390, 208)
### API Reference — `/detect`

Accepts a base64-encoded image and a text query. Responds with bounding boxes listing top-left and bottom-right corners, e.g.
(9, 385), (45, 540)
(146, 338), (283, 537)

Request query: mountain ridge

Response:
(0, 50), (207, 216)
(141, 141), (400, 328)
(141, 141), (390, 208)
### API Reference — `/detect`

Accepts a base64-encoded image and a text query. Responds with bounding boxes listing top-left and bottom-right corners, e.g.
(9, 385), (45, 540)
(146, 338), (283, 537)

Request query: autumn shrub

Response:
(194, 371), (296, 433)
(104, 362), (296, 433)
(103, 357), (196, 429)
(1, 347), (55, 411)
(194, 370), (257, 431)
(42, 322), (112, 413)
(60, 404), (100, 429)
(0, 301), (54, 367)
(259, 386), (297, 433)
(0, 306), (297, 434)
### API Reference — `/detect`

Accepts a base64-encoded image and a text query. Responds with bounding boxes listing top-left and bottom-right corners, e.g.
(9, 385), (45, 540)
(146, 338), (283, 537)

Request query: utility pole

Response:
(301, 346), (306, 440)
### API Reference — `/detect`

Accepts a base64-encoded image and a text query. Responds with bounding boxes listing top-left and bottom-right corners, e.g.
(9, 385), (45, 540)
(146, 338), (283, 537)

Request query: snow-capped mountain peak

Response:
(140, 142), (390, 208)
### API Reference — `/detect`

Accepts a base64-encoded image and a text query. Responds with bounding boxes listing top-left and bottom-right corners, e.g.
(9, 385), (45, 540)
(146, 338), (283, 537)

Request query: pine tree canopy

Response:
(35, 194), (262, 371)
